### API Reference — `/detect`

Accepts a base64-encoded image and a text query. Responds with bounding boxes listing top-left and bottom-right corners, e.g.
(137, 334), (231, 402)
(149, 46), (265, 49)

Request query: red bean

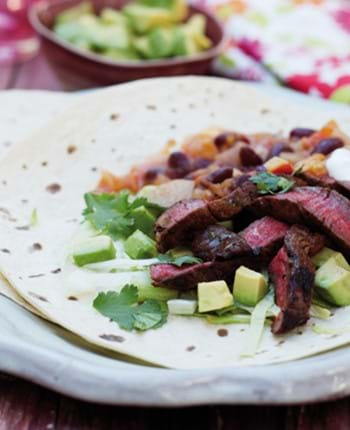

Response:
(311, 137), (344, 155)
(144, 167), (165, 182)
(191, 158), (212, 170)
(214, 132), (249, 150)
(240, 147), (263, 166)
(289, 128), (315, 139)
(269, 142), (293, 158)
(206, 167), (233, 184)
(168, 151), (191, 170)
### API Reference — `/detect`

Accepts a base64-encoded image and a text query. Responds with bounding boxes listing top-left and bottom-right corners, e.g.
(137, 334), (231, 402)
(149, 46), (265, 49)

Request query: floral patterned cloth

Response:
(193, 0), (350, 103)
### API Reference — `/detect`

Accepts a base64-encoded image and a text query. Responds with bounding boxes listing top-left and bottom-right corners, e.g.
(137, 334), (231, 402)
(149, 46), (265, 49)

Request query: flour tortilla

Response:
(2, 77), (350, 368)
(0, 90), (76, 313)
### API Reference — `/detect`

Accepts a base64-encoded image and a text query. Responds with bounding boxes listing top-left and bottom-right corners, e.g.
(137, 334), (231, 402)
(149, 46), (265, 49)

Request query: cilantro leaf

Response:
(158, 254), (203, 266)
(93, 285), (167, 331)
(83, 191), (164, 240)
(250, 172), (294, 195)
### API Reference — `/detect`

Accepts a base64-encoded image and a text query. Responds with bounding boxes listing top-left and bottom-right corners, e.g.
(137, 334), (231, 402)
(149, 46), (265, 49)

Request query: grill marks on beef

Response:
(253, 186), (350, 258)
(192, 225), (251, 261)
(208, 180), (258, 221)
(241, 217), (289, 264)
(154, 199), (216, 252)
(269, 225), (325, 334)
(300, 173), (350, 199)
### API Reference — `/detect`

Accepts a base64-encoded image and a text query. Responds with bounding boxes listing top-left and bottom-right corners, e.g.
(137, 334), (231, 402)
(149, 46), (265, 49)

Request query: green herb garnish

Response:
(83, 191), (164, 239)
(158, 254), (203, 266)
(250, 172), (294, 195)
(93, 284), (167, 331)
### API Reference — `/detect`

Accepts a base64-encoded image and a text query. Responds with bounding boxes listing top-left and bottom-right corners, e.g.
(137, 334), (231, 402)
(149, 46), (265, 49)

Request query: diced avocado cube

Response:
(233, 266), (268, 306)
(133, 36), (152, 58)
(316, 257), (350, 306)
(131, 205), (156, 237)
(72, 235), (116, 267)
(56, 1), (93, 24)
(167, 299), (197, 315)
(124, 230), (157, 259)
(198, 280), (234, 313)
(173, 27), (199, 56)
(123, 4), (174, 34)
(148, 28), (175, 58)
(88, 22), (130, 51)
(312, 247), (349, 270)
(100, 8), (129, 27)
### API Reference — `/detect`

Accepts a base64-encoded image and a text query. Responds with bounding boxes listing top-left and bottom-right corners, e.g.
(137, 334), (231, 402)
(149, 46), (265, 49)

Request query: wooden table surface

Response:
(1, 51), (350, 430)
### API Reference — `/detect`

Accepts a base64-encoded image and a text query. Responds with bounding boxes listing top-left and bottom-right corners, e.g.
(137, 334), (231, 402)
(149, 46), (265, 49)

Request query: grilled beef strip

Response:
(269, 225), (325, 334)
(252, 186), (350, 258)
(299, 172), (350, 199)
(150, 257), (257, 290)
(191, 225), (251, 261)
(154, 199), (217, 253)
(240, 216), (290, 264)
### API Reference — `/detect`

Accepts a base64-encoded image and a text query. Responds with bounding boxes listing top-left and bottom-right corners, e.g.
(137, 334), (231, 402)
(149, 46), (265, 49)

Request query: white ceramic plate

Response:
(1, 85), (350, 405)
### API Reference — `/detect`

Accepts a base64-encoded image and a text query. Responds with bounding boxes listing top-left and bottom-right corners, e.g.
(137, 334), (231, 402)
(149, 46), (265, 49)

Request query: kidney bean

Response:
(240, 146), (263, 166)
(206, 167), (233, 184)
(289, 128), (315, 139)
(311, 137), (344, 155)
(191, 158), (212, 170)
(269, 142), (293, 158)
(167, 151), (191, 170)
(214, 132), (249, 150)
(144, 167), (165, 182)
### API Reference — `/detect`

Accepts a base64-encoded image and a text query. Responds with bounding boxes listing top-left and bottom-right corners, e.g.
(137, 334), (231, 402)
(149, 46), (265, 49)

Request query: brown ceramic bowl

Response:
(29, 0), (225, 89)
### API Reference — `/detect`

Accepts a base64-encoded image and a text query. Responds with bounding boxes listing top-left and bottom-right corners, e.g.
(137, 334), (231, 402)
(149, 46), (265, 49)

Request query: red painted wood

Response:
(1, 48), (350, 430)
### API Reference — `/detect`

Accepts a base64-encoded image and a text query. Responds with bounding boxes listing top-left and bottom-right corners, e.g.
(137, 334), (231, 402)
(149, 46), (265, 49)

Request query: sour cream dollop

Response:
(326, 148), (350, 182)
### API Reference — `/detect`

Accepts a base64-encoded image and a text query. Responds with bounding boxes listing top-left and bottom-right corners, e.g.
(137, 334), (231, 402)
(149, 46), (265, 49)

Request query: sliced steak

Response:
(300, 172), (350, 199)
(208, 180), (259, 220)
(154, 199), (216, 252)
(240, 216), (289, 264)
(252, 186), (350, 258)
(269, 225), (325, 334)
(192, 225), (251, 261)
(151, 257), (256, 290)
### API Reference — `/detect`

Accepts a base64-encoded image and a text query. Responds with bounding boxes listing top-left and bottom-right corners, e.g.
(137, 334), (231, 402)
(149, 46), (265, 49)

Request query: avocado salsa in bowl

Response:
(29, 0), (224, 88)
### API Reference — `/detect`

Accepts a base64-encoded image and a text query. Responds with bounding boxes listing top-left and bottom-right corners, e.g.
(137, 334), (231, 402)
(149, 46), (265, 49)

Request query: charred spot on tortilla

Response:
(41, 161), (48, 167)
(51, 268), (61, 274)
(170, 124), (176, 130)
(2, 180), (7, 186)
(91, 167), (98, 172)
(66, 218), (78, 223)
(21, 199), (28, 204)
(28, 291), (48, 302)
(22, 164), (27, 170)
(16, 225), (30, 231)
(260, 108), (270, 115)
(67, 145), (77, 154)
(46, 183), (61, 194)
(146, 104), (157, 111)
(186, 346), (196, 352)
(109, 113), (119, 121)
(170, 107), (177, 113)
(2, 141), (11, 147)
(29, 243), (42, 252)
(1, 248), (10, 254)
(217, 329), (229, 337)
(68, 296), (78, 301)
(99, 334), (126, 343)
(188, 103), (196, 109)
(28, 273), (45, 278)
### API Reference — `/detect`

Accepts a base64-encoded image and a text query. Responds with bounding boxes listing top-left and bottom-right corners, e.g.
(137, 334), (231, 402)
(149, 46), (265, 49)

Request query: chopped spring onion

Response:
(138, 285), (178, 302)
(310, 304), (331, 320)
(167, 299), (197, 315)
(84, 258), (159, 272)
(206, 314), (252, 325)
(240, 293), (274, 358)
